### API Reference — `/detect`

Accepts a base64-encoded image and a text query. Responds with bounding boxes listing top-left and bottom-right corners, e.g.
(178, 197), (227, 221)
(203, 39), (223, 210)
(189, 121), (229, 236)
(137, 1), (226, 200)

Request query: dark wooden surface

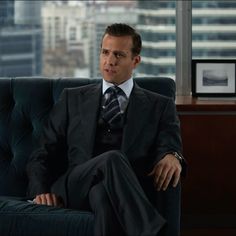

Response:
(181, 229), (236, 236)
(176, 96), (236, 236)
(176, 96), (236, 112)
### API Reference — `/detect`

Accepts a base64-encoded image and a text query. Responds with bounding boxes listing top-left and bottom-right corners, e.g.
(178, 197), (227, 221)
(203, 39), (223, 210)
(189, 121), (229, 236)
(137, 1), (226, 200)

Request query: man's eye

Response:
(102, 50), (109, 55)
(114, 53), (123, 58)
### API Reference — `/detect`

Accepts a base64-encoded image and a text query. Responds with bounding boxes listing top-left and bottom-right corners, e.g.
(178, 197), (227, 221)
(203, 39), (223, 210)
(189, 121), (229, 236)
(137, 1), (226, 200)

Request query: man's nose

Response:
(106, 54), (117, 66)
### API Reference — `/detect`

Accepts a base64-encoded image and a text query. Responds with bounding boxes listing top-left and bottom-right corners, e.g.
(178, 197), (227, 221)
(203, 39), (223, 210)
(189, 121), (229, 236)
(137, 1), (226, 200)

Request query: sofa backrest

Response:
(0, 77), (175, 197)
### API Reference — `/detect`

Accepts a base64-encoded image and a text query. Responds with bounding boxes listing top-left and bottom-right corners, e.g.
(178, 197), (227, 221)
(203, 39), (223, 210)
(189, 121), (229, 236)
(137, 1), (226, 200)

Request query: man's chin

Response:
(103, 77), (115, 83)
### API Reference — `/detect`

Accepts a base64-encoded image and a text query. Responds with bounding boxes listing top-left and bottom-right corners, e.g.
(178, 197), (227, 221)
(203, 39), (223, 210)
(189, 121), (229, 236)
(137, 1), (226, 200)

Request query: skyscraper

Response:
(136, 1), (176, 77)
(0, 0), (14, 26)
(0, 0), (42, 77)
(136, 0), (236, 78)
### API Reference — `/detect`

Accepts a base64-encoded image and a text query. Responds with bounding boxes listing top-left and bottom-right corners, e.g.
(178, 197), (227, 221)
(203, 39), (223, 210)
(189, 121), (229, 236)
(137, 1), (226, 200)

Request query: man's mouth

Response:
(104, 68), (116, 74)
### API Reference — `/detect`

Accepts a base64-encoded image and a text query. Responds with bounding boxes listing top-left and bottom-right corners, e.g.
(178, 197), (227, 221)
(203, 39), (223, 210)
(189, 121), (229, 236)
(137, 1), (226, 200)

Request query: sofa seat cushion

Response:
(0, 199), (94, 236)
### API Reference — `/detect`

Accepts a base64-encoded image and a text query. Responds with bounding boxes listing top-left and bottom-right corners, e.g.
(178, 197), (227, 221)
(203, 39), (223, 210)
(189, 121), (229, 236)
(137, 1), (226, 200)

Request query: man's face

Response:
(100, 34), (141, 85)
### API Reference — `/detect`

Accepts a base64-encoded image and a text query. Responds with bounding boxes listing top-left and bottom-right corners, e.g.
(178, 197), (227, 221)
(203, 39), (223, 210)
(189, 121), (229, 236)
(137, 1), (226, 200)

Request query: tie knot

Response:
(105, 86), (126, 100)
(106, 86), (121, 95)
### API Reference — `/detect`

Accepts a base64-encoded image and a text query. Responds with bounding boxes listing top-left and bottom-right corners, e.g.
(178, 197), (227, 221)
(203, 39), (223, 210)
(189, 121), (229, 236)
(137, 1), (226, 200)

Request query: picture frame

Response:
(192, 59), (236, 97)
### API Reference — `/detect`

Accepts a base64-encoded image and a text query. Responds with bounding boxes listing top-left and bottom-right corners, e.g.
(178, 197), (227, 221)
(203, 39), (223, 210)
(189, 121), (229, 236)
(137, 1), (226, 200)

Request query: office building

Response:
(0, 0), (42, 77)
(136, 1), (176, 77)
(41, 1), (90, 76)
(0, 0), (14, 26)
(41, 1), (137, 77)
(136, 0), (236, 78)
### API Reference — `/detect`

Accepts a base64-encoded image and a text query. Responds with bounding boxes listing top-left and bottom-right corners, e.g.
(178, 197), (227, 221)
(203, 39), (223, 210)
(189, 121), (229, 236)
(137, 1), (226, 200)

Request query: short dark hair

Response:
(102, 23), (142, 56)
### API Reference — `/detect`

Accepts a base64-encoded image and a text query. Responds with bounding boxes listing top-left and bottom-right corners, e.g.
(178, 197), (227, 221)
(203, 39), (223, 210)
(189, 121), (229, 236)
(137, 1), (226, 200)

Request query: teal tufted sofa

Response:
(0, 77), (180, 236)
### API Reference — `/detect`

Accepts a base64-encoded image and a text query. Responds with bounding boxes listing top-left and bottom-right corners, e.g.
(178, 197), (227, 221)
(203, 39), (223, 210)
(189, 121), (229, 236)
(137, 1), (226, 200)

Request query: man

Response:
(27, 23), (184, 236)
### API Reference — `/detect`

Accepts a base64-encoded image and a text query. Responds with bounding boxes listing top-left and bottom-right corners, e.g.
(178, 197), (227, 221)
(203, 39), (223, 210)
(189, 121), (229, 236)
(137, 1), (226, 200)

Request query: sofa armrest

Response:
(0, 199), (94, 236)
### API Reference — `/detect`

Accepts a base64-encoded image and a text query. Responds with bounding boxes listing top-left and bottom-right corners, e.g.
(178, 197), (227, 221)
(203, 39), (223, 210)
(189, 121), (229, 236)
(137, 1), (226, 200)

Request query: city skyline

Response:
(1, 0), (236, 78)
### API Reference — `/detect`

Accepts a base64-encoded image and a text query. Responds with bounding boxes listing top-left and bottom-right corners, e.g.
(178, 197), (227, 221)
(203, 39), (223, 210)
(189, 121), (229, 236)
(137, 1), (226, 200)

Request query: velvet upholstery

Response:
(0, 77), (179, 236)
(0, 198), (94, 236)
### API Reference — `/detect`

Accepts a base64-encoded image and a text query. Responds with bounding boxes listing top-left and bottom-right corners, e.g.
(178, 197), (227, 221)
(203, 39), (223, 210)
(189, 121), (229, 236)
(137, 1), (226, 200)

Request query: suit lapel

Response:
(122, 84), (151, 153)
(79, 83), (102, 157)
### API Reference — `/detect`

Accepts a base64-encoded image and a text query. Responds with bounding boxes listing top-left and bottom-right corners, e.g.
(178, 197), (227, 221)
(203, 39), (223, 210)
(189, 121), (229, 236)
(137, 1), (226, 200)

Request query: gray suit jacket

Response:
(27, 82), (182, 203)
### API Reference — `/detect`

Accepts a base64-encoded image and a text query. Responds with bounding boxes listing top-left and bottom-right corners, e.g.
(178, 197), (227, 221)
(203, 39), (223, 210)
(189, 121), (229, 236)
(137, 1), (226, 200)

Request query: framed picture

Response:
(192, 59), (236, 97)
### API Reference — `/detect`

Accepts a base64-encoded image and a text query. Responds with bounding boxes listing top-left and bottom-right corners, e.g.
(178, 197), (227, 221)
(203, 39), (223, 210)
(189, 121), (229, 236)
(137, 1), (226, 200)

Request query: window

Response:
(69, 27), (76, 41)
(2, 1), (235, 94)
(0, 0), (176, 79)
(192, 0), (236, 60)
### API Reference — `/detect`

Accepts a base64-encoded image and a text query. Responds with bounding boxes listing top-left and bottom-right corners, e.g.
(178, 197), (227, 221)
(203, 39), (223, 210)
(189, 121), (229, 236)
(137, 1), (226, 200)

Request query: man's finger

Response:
(155, 167), (168, 191)
(45, 193), (53, 206)
(162, 169), (175, 191)
(40, 194), (47, 205)
(172, 169), (181, 187)
(34, 195), (41, 204)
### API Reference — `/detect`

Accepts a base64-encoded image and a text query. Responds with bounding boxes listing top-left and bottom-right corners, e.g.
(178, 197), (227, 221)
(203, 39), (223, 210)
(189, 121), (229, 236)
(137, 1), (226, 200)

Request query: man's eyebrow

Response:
(113, 50), (128, 56)
(101, 48), (128, 56)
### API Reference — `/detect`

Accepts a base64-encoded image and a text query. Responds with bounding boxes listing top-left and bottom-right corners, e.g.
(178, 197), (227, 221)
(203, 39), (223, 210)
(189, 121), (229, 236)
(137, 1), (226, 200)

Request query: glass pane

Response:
(0, 0), (42, 77)
(0, 0), (176, 78)
(192, 0), (236, 59)
(136, 0), (176, 78)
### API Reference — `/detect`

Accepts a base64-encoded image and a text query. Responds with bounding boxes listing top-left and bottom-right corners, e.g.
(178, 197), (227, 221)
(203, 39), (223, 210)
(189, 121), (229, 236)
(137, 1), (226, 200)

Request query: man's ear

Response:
(133, 55), (141, 68)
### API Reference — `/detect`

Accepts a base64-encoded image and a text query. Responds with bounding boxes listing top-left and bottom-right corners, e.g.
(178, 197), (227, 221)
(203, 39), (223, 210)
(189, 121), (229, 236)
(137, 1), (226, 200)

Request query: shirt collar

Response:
(102, 77), (134, 98)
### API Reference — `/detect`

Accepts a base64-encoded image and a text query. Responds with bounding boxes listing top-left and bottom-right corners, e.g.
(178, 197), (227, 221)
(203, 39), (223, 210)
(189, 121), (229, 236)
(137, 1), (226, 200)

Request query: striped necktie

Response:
(102, 86), (124, 128)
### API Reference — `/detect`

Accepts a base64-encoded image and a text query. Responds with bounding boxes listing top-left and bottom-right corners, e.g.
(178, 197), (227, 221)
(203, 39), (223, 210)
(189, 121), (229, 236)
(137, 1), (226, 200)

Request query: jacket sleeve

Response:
(153, 97), (186, 174)
(26, 89), (68, 197)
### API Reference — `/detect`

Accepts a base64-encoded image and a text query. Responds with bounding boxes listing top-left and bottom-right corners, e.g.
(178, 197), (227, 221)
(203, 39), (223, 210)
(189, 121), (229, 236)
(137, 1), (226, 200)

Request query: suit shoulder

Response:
(139, 86), (173, 102)
(64, 83), (101, 94)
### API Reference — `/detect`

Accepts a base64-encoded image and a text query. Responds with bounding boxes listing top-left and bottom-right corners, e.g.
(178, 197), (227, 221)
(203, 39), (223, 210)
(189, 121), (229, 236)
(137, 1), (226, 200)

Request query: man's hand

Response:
(148, 154), (182, 191)
(33, 193), (64, 207)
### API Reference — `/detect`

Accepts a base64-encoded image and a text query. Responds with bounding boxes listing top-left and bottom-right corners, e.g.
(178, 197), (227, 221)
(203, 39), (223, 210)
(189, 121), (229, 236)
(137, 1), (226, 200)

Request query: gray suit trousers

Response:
(66, 150), (166, 236)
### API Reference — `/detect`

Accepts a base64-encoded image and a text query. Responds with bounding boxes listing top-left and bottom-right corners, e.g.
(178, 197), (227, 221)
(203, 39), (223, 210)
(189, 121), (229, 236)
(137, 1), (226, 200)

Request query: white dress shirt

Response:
(102, 78), (133, 113)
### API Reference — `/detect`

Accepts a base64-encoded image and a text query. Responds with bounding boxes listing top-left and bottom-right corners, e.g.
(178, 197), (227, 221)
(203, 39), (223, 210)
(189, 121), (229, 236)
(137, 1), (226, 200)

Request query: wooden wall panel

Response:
(176, 96), (236, 235)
